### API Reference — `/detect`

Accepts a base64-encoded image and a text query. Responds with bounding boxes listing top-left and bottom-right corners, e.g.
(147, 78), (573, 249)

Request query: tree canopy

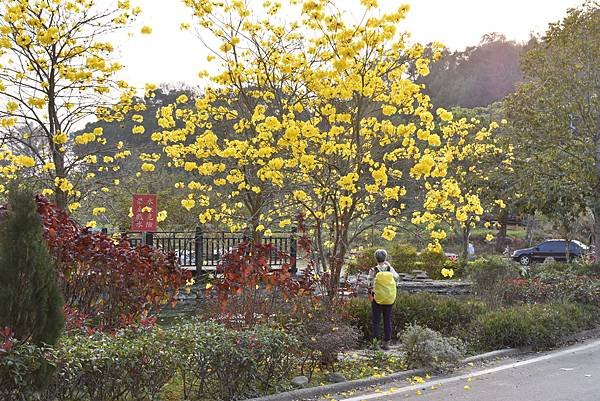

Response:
(145, 0), (501, 295)
(504, 2), (600, 247)
(0, 0), (141, 211)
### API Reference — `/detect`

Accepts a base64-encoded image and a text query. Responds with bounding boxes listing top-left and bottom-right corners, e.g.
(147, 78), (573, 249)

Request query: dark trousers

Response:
(371, 301), (393, 341)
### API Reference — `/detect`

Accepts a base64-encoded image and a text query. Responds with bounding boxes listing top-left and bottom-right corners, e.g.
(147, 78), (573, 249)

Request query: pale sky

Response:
(116, 0), (584, 87)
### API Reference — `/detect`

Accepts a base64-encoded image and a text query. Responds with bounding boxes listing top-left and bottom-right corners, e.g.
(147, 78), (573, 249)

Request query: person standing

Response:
(467, 242), (475, 259)
(368, 249), (399, 350)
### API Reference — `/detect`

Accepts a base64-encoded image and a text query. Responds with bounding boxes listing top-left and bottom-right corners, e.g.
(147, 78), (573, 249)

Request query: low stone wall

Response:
(344, 272), (472, 297)
(397, 279), (472, 296)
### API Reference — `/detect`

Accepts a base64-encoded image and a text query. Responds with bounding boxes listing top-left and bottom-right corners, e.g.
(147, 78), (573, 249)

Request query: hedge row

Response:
(344, 292), (488, 341)
(2, 322), (300, 401)
(343, 294), (600, 351)
(472, 303), (599, 350)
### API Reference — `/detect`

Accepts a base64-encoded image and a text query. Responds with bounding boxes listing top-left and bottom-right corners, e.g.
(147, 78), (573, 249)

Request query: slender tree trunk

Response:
(594, 126), (600, 253)
(593, 207), (600, 254)
(53, 153), (67, 210)
(314, 220), (327, 274)
(495, 213), (508, 253)
(48, 76), (68, 211)
(248, 195), (262, 243)
(327, 218), (350, 302)
(526, 215), (536, 246)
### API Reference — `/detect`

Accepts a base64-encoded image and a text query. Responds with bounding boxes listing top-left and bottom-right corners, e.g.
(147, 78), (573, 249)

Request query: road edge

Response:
(248, 348), (519, 401)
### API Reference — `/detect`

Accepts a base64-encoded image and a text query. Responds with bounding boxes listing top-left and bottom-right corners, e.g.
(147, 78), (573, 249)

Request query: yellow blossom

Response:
(68, 202), (81, 213)
(181, 199), (195, 211)
(382, 226), (396, 241)
(93, 207), (106, 216)
(141, 163), (155, 172)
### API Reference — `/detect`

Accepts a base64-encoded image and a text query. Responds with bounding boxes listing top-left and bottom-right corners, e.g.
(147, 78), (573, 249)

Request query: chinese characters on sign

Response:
(131, 194), (158, 232)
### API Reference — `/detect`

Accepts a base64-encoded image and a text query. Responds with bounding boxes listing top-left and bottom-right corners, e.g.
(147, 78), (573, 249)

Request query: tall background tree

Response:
(0, 0), (140, 210)
(421, 33), (528, 108)
(156, 0), (497, 297)
(504, 2), (600, 249)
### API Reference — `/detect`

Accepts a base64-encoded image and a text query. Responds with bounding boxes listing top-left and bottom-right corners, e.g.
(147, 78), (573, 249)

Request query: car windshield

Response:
(572, 240), (588, 250)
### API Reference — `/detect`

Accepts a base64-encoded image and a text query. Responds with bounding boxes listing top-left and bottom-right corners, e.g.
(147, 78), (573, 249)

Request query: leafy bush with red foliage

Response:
(211, 241), (303, 327)
(36, 196), (189, 330)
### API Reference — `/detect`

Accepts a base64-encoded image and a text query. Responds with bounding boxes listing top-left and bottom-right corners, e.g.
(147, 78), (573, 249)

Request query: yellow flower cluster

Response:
(147, 0), (505, 254)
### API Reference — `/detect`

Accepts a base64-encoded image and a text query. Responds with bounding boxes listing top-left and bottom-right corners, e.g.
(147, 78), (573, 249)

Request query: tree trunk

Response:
(48, 76), (68, 211)
(53, 153), (67, 211)
(593, 204), (600, 254)
(495, 214), (508, 253)
(327, 219), (350, 302)
(314, 220), (327, 274)
(594, 128), (600, 253)
(526, 215), (536, 246)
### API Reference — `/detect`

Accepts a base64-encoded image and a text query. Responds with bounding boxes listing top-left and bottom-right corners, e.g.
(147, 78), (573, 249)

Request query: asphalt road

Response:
(331, 338), (600, 401)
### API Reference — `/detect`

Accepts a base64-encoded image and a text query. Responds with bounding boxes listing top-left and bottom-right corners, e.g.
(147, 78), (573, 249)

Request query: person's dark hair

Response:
(374, 249), (387, 263)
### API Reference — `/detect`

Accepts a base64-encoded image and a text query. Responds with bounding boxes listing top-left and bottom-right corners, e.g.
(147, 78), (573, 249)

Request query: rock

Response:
(291, 376), (309, 387)
(326, 372), (347, 383)
(398, 273), (414, 281)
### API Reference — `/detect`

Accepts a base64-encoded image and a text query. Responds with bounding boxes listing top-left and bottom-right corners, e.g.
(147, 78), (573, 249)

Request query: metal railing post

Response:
(145, 232), (154, 247)
(195, 226), (203, 274)
(290, 226), (298, 274)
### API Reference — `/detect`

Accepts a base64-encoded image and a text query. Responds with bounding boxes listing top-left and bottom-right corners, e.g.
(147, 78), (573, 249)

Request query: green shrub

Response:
(466, 256), (521, 308)
(50, 328), (176, 401)
(0, 186), (64, 345)
(0, 334), (56, 400)
(399, 324), (465, 372)
(164, 320), (299, 400)
(343, 293), (488, 342)
(528, 261), (580, 281)
(289, 312), (359, 379)
(579, 262), (600, 277)
(389, 244), (418, 273)
(415, 250), (448, 279)
(394, 293), (488, 337)
(471, 303), (599, 351)
(31, 322), (299, 401)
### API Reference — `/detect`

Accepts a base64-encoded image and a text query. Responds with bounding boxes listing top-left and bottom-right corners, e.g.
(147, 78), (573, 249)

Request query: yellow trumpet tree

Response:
(412, 113), (513, 260)
(0, 0), (140, 210)
(157, 0), (495, 297)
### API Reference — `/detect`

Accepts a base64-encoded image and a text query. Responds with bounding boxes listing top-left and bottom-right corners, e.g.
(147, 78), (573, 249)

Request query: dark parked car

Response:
(511, 240), (588, 266)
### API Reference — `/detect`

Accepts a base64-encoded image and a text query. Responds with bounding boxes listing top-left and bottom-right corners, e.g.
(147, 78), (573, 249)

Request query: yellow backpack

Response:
(373, 269), (397, 305)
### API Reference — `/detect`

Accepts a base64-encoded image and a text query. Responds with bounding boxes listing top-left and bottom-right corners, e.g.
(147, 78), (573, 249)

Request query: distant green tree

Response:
(422, 33), (528, 108)
(0, 186), (64, 345)
(504, 3), (600, 248)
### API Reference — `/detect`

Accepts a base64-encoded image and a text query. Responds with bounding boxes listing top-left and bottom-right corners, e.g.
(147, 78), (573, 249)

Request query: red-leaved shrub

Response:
(36, 196), (189, 330)
(211, 242), (300, 327)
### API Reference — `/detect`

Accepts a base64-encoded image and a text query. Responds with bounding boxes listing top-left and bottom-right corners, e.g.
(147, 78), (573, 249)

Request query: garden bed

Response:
(5, 291), (599, 401)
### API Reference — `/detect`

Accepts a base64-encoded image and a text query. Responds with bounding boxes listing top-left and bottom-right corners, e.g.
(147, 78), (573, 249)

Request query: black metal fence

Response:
(125, 227), (297, 273)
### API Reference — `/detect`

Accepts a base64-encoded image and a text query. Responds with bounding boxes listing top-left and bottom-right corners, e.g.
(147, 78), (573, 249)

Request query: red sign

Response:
(131, 194), (158, 232)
